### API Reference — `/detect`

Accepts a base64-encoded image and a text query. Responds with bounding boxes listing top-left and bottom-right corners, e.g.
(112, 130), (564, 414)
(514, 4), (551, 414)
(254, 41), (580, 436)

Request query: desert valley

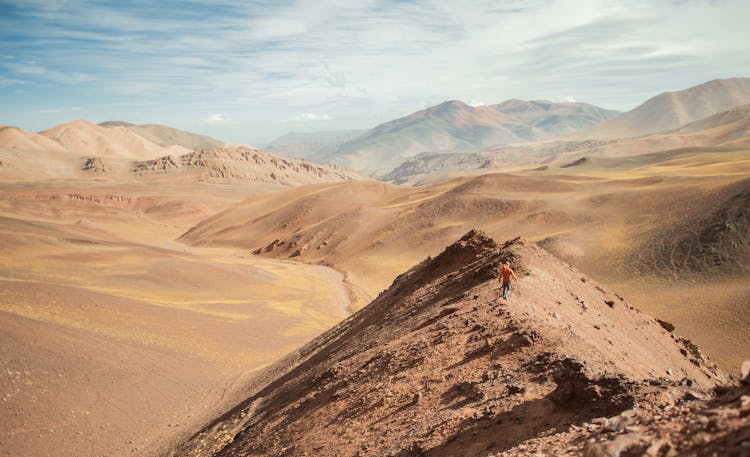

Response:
(1, 76), (749, 457)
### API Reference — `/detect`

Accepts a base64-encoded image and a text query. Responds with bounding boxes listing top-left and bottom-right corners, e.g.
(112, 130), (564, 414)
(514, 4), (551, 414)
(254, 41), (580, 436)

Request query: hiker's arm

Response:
(511, 271), (518, 281)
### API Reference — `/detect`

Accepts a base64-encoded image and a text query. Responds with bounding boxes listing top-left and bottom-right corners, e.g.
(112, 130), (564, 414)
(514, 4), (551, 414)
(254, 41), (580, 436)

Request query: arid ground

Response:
(1, 145), (747, 457)
(182, 147), (750, 372)
(0, 181), (352, 457)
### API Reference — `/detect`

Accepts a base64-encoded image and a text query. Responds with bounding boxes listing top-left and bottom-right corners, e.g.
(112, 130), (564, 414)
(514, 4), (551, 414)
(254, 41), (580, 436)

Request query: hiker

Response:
(498, 262), (518, 300)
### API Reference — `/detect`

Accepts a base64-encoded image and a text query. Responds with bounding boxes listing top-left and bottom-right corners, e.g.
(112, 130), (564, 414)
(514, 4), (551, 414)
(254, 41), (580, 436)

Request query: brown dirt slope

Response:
(630, 178), (750, 278)
(169, 231), (727, 457)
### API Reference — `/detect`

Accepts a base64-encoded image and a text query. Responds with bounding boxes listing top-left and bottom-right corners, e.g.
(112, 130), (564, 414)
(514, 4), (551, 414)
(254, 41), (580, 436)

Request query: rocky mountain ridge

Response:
(169, 231), (730, 457)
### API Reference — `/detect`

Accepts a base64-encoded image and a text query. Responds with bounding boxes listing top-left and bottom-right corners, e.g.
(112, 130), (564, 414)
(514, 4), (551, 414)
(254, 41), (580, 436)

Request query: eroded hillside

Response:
(169, 232), (731, 457)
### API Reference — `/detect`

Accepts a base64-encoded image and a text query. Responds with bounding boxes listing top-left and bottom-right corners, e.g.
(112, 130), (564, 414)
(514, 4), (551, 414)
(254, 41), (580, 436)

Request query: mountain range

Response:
(266, 78), (750, 177)
(274, 99), (620, 176)
(380, 79), (750, 183)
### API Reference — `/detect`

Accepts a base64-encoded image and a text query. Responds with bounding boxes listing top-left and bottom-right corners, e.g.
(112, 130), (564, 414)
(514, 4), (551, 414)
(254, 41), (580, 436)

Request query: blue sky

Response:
(1, 0), (749, 144)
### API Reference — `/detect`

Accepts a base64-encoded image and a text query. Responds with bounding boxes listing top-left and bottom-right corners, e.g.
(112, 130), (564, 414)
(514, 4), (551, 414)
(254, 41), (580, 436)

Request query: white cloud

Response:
(202, 113), (234, 124)
(289, 112), (333, 121)
(468, 100), (486, 107)
(553, 96), (577, 103)
(2, 0), (750, 141)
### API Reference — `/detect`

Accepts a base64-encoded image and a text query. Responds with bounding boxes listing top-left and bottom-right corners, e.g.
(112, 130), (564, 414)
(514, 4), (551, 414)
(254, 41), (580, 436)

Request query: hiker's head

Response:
(503, 261), (509, 267)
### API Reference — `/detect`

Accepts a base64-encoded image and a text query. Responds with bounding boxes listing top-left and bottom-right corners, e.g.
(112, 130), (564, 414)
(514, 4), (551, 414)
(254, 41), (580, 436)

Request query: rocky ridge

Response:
(168, 231), (733, 457)
(131, 144), (360, 185)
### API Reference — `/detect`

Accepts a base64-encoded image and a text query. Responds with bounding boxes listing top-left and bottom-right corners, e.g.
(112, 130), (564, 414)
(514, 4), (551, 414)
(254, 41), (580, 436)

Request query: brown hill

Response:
(586, 77), (750, 139)
(40, 120), (178, 160)
(132, 144), (361, 186)
(169, 232), (727, 457)
(0, 125), (69, 153)
(631, 178), (750, 278)
(670, 102), (750, 146)
(0, 125), (84, 180)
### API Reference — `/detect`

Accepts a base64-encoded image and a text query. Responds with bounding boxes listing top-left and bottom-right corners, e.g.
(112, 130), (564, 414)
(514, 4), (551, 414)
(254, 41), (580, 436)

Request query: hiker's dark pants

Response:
(502, 281), (512, 299)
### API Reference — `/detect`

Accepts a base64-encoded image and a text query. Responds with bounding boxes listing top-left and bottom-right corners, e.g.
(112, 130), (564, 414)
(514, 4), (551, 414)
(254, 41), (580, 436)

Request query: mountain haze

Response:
(266, 129), (365, 160)
(384, 102), (750, 184)
(318, 99), (618, 176)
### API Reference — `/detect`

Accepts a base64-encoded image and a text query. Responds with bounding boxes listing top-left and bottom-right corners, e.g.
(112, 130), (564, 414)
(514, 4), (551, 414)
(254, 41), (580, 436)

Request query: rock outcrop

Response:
(131, 145), (360, 186)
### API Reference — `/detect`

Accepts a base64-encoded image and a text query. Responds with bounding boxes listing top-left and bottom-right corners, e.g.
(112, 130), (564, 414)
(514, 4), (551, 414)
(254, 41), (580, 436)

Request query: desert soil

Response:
(180, 147), (750, 372)
(0, 181), (351, 457)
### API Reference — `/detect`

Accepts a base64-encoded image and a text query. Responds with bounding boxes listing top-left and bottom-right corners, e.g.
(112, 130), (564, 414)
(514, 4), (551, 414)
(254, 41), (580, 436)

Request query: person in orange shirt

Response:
(498, 262), (518, 300)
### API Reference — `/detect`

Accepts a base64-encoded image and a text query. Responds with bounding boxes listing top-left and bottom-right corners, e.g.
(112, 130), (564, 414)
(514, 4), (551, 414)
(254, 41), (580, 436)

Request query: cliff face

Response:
(170, 231), (728, 457)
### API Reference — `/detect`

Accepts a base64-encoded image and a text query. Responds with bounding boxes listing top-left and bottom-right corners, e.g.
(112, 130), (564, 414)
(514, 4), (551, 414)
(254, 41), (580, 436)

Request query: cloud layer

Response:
(1, 0), (748, 143)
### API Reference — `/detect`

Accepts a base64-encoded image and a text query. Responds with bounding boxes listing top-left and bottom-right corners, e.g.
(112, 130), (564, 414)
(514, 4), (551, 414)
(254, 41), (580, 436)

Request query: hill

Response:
(0, 121), (360, 186)
(131, 144), (361, 186)
(0, 124), (69, 154)
(169, 232), (728, 457)
(670, 102), (750, 147)
(40, 120), (179, 160)
(97, 121), (222, 150)
(585, 77), (750, 139)
(318, 99), (618, 176)
(124, 123), (223, 151)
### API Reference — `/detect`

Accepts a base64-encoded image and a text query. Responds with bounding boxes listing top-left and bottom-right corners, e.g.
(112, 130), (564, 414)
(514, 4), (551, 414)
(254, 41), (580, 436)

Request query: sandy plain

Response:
(0, 180), (351, 457)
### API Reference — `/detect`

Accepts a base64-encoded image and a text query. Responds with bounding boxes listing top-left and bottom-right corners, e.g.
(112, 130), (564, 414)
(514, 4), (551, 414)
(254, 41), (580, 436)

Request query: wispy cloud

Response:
(288, 112), (333, 122)
(202, 113), (234, 124)
(1, 0), (748, 142)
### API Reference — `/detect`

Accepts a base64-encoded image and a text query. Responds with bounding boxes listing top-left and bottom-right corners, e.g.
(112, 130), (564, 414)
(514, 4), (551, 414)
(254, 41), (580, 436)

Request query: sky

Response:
(1, 0), (749, 145)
